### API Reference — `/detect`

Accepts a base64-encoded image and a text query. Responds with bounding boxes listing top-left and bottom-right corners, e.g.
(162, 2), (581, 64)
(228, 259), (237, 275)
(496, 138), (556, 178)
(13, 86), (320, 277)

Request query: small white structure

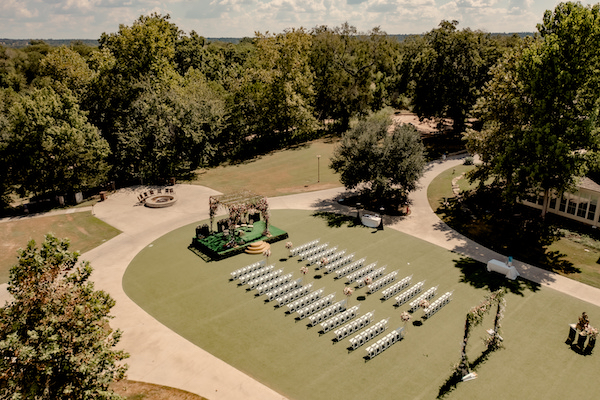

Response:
(486, 259), (519, 280)
(361, 213), (381, 228)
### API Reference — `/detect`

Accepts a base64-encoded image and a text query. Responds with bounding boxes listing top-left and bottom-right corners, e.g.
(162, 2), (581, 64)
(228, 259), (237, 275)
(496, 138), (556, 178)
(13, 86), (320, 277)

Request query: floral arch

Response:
(209, 190), (270, 235)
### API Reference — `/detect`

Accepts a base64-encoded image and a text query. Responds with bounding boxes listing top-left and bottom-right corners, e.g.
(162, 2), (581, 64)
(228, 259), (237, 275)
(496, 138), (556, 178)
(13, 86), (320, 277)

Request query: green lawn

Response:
(191, 139), (342, 197)
(0, 212), (121, 284)
(427, 164), (476, 211)
(123, 209), (600, 400)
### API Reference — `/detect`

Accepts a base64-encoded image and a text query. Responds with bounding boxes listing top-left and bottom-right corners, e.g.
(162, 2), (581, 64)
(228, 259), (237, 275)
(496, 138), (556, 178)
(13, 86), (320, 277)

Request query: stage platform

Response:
(190, 221), (288, 261)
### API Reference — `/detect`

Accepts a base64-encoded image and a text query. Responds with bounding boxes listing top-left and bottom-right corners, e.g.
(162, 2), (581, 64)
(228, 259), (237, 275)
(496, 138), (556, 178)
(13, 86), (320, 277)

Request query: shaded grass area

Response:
(0, 211), (121, 284)
(427, 164), (476, 211)
(123, 209), (600, 400)
(191, 139), (341, 197)
(111, 380), (207, 400)
(428, 165), (600, 288)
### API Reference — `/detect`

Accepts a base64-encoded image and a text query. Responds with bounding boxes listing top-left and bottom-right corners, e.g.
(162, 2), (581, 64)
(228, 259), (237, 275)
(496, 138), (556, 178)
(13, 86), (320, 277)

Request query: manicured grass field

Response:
(0, 212), (121, 284)
(191, 139), (341, 197)
(123, 209), (600, 400)
(427, 164), (476, 211)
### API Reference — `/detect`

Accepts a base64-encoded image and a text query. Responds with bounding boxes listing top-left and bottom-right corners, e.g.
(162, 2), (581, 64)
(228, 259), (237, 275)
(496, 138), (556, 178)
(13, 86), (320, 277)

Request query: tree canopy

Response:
(330, 115), (426, 202)
(464, 1), (600, 216)
(5, 87), (110, 198)
(0, 13), (534, 208)
(0, 234), (128, 399)
(406, 20), (508, 132)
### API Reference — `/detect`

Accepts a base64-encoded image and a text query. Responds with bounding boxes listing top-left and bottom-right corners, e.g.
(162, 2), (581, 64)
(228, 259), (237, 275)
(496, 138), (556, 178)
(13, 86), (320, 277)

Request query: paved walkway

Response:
(2, 158), (600, 399)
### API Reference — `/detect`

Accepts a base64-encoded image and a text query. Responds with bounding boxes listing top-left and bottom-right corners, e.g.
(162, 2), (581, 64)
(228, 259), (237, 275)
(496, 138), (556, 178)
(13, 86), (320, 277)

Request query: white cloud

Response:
(0, 0), (595, 39)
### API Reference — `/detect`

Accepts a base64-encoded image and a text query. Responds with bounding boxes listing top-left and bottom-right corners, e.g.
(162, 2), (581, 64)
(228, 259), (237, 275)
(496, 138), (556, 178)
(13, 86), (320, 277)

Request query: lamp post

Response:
(317, 155), (321, 183)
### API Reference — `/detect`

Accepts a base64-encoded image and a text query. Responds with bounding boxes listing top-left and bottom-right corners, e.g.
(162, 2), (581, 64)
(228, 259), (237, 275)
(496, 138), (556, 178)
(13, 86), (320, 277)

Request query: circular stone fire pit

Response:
(145, 194), (177, 208)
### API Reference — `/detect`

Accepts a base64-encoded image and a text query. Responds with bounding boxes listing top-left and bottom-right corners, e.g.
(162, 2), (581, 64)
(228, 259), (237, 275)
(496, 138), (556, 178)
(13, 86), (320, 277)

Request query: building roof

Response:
(579, 177), (600, 193)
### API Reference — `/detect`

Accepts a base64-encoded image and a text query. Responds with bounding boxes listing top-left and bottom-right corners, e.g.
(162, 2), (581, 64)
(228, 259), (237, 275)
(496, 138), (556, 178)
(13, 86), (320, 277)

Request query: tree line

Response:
(1, 3), (598, 214)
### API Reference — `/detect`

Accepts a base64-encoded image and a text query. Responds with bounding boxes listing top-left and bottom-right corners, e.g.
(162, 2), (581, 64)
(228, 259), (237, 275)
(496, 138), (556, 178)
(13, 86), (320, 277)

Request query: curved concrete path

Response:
(2, 158), (600, 399)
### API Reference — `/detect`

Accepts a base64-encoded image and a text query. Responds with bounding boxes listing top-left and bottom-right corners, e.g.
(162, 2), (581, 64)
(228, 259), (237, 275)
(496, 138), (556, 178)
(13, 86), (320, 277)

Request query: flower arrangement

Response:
(419, 299), (430, 309)
(400, 311), (411, 323)
(300, 266), (309, 275)
(262, 249), (271, 258)
(343, 287), (354, 297)
(364, 276), (373, 285)
(320, 257), (328, 266)
(285, 241), (293, 249)
(585, 325), (598, 339)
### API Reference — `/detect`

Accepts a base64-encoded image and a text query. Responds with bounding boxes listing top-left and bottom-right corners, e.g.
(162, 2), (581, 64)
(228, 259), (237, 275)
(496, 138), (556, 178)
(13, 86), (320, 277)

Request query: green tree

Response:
(0, 234), (128, 399)
(464, 2), (600, 216)
(39, 46), (94, 98)
(330, 116), (426, 201)
(310, 24), (399, 131)
(113, 70), (226, 182)
(408, 20), (505, 132)
(99, 13), (180, 82)
(0, 88), (16, 208)
(229, 28), (318, 154)
(0, 46), (28, 91)
(6, 87), (110, 198)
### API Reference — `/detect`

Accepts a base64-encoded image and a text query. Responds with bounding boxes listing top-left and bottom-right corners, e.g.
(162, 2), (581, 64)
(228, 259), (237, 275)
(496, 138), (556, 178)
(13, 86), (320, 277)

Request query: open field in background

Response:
(0, 212), (121, 284)
(191, 139), (342, 197)
(123, 209), (600, 400)
(428, 164), (600, 289)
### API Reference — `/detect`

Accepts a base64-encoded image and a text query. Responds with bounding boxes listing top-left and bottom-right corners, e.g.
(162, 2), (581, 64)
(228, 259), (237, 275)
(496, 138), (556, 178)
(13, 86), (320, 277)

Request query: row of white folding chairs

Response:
(334, 311), (375, 341)
(247, 269), (283, 289)
(322, 253), (356, 273)
(289, 239), (320, 257)
(332, 257), (365, 277)
(381, 275), (412, 300)
(296, 293), (336, 320)
(355, 266), (386, 288)
(349, 318), (389, 350)
(275, 283), (313, 307)
(230, 259), (266, 280)
(408, 286), (439, 313)
(367, 270), (398, 294)
(423, 291), (453, 319)
(287, 288), (325, 313)
(265, 279), (303, 302)
(366, 327), (404, 359)
(305, 246), (339, 265)
(238, 265), (274, 284)
(345, 262), (376, 284)
(315, 249), (346, 268)
(321, 305), (360, 333)
(297, 243), (329, 260)
(395, 281), (425, 306)
(256, 273), (294, 295)
(309, 300), (347, 326)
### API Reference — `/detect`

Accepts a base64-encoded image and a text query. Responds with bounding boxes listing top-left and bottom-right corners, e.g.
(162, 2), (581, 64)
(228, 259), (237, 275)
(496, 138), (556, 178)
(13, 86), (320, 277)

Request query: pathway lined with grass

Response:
(388, 156), (600, 307)
(2, 157), (600, 400)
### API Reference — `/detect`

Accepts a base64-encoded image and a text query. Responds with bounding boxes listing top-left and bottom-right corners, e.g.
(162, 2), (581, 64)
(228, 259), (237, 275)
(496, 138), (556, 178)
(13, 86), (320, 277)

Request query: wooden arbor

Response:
(209, 190), (270, 235)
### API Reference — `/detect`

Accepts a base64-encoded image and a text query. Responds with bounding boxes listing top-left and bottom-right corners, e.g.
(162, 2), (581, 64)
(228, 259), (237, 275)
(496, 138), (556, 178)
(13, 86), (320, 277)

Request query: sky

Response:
(0, 0), (595, 40)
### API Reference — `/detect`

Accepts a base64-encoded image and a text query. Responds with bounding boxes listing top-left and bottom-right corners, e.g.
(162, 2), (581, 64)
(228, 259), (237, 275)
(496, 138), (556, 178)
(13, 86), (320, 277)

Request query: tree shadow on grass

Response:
(454, 257), (540, 296)
(544, 250), (580, 275)
(312, 211), (361, 228)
